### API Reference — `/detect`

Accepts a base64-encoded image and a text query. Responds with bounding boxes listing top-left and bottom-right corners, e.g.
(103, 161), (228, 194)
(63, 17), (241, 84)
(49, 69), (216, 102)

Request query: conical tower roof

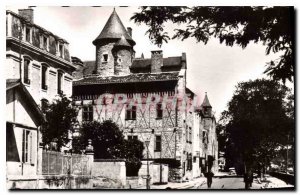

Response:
(115, 35), (131, 47)
(93, 9), (135, 46)
(201, 92), (212, 108)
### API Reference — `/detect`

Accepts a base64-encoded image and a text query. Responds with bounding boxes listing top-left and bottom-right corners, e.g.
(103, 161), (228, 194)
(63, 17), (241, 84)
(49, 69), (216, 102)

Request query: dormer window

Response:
(58, 43), (64, 58)
(102, 54), (108, 63)
(25, 27), (31, 43)
(42, 35), (48, 51)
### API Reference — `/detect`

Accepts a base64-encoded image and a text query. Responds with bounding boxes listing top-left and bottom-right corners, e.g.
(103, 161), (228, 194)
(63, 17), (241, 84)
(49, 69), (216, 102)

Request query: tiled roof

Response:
(74, 72), (179, 86)
(93, 9), (135, 46)
(6, 79), (21, 90)
(82, 61), (96, 75)
(131, 56), (182, 69)
(80, 56), (182, 76)
(6, 10), (68, 44)
(6, 79), (45, 124)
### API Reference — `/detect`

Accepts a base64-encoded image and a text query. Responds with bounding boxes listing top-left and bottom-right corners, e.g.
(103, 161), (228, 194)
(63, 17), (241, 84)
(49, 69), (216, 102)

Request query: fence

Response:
(42, 150), (90, 176)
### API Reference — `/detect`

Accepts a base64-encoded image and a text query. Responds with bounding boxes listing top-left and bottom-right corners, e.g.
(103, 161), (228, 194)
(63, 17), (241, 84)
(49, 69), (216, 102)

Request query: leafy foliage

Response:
(75, 120), (124, 158)
(131, 6), (294, 83)
(219, 79), (293, 171)
(41, 94), (78, 150)
(74, 120), (144, 176)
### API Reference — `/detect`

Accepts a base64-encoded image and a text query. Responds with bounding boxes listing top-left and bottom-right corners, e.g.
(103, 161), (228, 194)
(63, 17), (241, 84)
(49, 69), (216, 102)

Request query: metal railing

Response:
(42, 150), (90, 176)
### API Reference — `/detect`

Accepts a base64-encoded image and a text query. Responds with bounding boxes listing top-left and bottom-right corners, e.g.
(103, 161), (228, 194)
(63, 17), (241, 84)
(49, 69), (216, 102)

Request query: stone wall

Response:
(114, 48), (131, 75)
(92, 159), (126, 187)
(7, 175), (93, 189)
(95, 42), (115, 76)
(138, 161), (169, 184)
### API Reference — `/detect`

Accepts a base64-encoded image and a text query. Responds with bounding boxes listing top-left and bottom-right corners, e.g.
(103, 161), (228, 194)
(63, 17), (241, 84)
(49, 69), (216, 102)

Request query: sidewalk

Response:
(254, 176), (294, 189)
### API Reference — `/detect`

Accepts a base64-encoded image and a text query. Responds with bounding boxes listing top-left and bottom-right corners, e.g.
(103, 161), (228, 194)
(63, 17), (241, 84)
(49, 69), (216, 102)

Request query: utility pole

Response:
(145, 140), (150, 189)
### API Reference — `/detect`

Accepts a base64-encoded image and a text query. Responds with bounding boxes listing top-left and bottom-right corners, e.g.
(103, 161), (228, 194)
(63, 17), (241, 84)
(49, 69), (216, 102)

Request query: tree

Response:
(219, 79), (293, 177)
(41, 94), (78, 150)
(75, 120), (124, 158)
(131, 6), (294, 83)
(121, 139), (144, 176)
(74, 120), (144, 176)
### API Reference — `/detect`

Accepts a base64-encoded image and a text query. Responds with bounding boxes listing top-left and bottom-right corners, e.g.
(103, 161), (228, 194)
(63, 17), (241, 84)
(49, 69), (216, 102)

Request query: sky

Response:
(5, 6), (292, 119)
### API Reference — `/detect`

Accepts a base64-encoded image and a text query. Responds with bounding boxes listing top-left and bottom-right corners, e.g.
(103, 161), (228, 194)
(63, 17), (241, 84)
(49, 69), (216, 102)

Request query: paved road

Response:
(194, 176), (258, 189)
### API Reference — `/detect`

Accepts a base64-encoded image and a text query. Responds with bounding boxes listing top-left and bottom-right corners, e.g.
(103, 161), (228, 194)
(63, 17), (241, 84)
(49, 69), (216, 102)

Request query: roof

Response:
(131, 56), (182, 69)
(73, 72), (179, 86)
(82, 61), (96, 75)
(115, 35), (131, 47)
(201, 92), (212, 107)
(93, 9), (135, 46)
(6, 10), (68, 44)
(6, 79), (46, 124)
(79, 55), (182, 76)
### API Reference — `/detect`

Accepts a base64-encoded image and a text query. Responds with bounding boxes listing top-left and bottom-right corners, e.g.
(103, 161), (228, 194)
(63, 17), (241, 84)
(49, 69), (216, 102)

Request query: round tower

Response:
(92, 9), (135, 76)
(112, 36), (132, 75)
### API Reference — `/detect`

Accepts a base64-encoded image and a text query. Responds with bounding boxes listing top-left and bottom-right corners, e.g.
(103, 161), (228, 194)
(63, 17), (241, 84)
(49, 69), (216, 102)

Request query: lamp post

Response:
(145, 140), (150, 189)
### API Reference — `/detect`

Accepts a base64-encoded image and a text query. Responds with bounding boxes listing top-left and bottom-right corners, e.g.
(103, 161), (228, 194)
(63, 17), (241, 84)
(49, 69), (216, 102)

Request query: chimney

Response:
(151, 50), (163, 73)
(127, 27), (132, 37)
(18, 9), (34, 23)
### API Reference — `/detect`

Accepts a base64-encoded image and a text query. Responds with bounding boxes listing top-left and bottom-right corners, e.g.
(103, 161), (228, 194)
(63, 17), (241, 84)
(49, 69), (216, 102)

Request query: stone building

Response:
(73, 9), (218, 181)
(196, 94), (219, 174)
(6, 8), (76, 184)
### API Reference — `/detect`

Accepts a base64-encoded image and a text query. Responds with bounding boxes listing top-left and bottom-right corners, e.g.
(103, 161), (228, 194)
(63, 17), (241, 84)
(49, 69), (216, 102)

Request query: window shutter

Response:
(30, 131), (36, 165)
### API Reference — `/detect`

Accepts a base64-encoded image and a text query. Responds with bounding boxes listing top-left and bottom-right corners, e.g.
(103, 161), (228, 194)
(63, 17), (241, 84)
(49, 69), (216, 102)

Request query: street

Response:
(192, 176), (294, 190)
(195, 176), (252, 189)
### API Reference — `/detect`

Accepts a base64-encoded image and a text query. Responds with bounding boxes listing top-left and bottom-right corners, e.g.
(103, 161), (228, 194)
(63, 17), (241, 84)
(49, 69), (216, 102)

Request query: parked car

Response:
(229, 167), (237, 175)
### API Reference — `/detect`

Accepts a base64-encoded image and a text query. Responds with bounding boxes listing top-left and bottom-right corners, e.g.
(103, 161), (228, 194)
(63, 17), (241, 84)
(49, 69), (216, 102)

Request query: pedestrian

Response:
(244, 170), (253, 189)
(249, 170), (253, 187)
(205, 170), (214, 188)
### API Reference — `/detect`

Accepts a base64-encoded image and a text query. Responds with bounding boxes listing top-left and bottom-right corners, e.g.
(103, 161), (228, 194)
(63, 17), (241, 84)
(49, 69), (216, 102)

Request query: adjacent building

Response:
(6, 8), (76, 184)
(73, 9), (218, 181)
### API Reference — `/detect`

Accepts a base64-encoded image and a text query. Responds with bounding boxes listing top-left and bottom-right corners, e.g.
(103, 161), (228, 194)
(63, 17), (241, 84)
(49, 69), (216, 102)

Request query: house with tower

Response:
(72, 9), (218, 182)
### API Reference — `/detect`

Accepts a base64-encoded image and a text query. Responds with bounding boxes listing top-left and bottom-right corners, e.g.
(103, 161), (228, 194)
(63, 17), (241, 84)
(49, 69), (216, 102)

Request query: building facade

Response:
(73, 9), (218, 181)
(6, 8), (76, 182)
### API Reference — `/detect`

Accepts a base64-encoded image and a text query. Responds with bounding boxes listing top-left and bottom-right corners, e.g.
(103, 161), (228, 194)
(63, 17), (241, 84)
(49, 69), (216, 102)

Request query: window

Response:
(126, 105), (136, 120)
(57, 71), (63, 94)
(41, 66), (48, 90)
(82, 106), (93, 122)
(58, 43), (63, 57)
(202, 131), (206, 143)
(155, 135), (161, 151)
(128, 135), (138, 140)
(42, 35), (48, 50)
(189, 127), (192, 143)
(102, 54), (108, 63)
(25, 27), (31, 42)
(23, 59), (30, 84)
(187, 153), (193, 170)
(22, 129), (31, 163)
(156, 103), (163, 119)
